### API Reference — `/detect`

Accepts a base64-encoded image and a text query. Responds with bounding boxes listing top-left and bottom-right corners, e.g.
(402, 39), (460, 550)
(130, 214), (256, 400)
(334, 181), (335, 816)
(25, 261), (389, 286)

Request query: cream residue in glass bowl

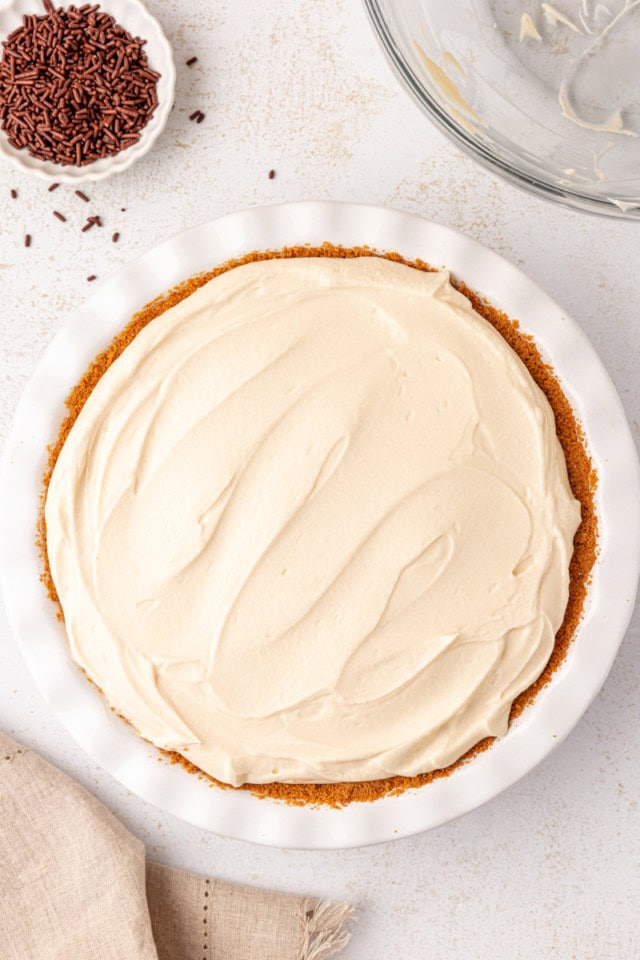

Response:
(364, 0), (640, 217)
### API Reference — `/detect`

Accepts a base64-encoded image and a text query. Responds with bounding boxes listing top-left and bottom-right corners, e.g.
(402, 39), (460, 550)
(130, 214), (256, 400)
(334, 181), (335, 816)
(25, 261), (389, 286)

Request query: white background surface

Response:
(0, 1), (638, 957)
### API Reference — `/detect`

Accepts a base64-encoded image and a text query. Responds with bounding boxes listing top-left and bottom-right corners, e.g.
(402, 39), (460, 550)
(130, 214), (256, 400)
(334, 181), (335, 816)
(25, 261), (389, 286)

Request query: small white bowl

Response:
(0, 0), (175, 183)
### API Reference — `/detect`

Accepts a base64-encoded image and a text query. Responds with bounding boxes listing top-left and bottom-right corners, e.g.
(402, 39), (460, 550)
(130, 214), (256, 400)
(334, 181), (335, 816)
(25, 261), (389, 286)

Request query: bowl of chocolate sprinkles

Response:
(0, 0), (175, 181)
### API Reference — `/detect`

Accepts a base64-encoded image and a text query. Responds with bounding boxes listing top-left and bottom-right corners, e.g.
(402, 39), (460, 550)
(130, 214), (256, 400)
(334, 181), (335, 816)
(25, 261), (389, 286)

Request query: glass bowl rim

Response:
(362, 0), (640, 221)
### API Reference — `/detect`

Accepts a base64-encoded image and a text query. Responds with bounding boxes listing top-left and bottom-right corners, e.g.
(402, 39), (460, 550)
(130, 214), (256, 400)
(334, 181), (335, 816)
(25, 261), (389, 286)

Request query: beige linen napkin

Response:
(0, 733), (352, 960)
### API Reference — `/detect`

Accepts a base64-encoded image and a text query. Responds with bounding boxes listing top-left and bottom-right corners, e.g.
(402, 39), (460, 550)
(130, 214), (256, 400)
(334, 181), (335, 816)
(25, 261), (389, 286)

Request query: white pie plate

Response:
(1, 202), (639, 848)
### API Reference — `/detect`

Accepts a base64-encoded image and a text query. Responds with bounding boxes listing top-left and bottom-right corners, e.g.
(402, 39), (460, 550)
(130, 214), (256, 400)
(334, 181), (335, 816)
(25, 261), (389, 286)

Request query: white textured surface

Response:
(0, 0), (638, 955)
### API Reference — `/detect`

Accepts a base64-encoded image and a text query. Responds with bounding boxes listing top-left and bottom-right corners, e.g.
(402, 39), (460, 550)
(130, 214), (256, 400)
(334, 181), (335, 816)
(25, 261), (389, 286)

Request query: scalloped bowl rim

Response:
(0, 0), (175, 183)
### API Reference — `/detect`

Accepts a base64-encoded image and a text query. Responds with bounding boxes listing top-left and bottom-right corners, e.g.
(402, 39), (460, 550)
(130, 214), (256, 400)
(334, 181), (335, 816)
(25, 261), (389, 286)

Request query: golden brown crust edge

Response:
(37, 243), (598, 808)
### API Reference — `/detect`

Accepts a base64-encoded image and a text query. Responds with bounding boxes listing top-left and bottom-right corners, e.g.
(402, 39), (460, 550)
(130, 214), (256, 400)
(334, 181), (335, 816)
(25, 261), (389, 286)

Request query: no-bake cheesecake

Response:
(40, 247), (597, 805)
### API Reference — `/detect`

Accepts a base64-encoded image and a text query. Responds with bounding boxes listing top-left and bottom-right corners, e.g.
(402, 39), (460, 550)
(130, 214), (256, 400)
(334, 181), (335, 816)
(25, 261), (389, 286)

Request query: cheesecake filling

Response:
(45, 256), (582, 786)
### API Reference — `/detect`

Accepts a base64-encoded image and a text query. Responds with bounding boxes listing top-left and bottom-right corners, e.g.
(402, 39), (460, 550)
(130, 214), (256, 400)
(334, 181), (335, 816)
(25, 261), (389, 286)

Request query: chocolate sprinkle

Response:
(87, 274), (96, 281)
(186, 56), (198, 66)
(75, 190), (89, 202)
(112, 231), (119, 242)
(10, 188), (17, 199)
(53, 210), (66, 222)
(24, 233), (31, 247)
(48, 182), (60, 191)
(268, 169), (275, 179)
(0, 1), (161, 168)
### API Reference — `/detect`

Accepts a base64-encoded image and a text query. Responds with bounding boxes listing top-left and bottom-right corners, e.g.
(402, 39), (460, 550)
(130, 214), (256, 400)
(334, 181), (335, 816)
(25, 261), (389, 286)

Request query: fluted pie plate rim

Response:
(0, 202), (638, 848)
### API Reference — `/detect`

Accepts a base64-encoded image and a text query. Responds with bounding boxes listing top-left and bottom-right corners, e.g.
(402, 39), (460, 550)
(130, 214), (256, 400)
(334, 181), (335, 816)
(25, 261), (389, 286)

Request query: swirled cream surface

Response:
(46, 257), (581, 786)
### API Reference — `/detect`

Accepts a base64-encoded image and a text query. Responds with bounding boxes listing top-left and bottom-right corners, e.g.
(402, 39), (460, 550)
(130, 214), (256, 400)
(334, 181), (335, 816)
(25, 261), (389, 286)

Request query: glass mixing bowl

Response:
(363, 0), (640, 219)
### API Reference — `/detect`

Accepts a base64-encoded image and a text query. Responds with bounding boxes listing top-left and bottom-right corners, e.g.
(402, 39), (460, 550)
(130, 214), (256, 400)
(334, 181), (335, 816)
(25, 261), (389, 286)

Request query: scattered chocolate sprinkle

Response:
(87, 274), (96, 282)
(196, 112), (205, 124)
(10, 188), (17, 199)
(24, 233), (31, 247)
(112, 231), (119, 243)
(189, 110), (200, 121)
(186, 56), (198, 66)
(48, 182), (60, 192)
(0, 1), (161, 168)
(75, 190), (89, 203)
(268, 169), (275, 179)
(53, 210), (66, 222)
(81, 214), (102, 231)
